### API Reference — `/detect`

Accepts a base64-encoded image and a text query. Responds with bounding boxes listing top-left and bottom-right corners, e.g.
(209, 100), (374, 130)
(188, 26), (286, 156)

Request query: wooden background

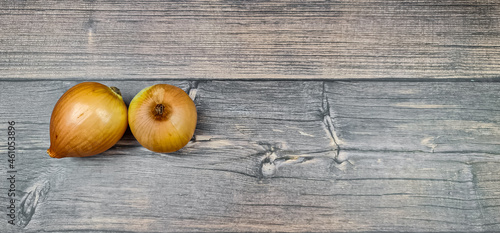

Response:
(1, 0), (500, 232)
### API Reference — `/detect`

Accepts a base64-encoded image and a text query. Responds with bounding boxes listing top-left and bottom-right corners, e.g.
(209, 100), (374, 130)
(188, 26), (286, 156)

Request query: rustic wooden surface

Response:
(1, 80), (499, 232)
(1, 0), (500, 232)
(1, 0), (500, 80)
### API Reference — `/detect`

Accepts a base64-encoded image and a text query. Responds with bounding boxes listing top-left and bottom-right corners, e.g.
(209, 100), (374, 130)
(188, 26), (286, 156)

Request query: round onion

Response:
(128, 84), (197, 153)
(47, 82), (128, 158)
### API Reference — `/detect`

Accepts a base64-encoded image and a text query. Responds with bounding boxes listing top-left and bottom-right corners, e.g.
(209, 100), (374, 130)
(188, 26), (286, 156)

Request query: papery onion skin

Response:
(47, 82), (128, 158)
(128, 84), (197, 153)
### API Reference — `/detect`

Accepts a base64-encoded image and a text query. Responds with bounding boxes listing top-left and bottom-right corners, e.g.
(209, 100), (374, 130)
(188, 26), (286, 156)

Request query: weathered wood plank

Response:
(1, 0), (500, 80)
(6, 150), (500, 232)
(0, 80), (338, 232)
(326, 81), (500, 154)
(1, 80), (499, 232)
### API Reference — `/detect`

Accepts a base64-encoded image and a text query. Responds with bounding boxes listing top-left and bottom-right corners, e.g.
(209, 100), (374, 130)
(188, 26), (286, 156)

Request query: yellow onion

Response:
(128, 84), (197, 153)
(47, 82), (128, 158)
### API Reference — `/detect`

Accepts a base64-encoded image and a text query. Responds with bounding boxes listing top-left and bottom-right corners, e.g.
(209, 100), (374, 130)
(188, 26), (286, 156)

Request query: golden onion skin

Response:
(47, 82), (128, 158)
(128, 84), (197, 153)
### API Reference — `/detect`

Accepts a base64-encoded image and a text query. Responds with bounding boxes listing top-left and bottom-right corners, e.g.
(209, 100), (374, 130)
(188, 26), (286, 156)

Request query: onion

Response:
(128, 84), (197, 153)
(47, 82), (128, 158)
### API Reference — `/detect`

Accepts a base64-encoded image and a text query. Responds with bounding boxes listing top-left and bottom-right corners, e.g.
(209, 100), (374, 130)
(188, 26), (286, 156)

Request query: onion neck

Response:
(110, 86), (122, 97)
(153, 103), (172, 120)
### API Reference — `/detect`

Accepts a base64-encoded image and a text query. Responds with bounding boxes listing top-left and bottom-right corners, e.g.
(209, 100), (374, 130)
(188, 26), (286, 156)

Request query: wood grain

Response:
(326, 81), (500, 154)
(1, 0), (500, 80)
(1, 80), (499, 232)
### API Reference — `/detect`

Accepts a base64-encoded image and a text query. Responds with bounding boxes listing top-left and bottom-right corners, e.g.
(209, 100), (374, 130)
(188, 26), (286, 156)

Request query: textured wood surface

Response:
(326, 81), (500, 154)
(2, 0), (500, 232)
(1, 81), (499, 232)
(1, 0), (500, 80)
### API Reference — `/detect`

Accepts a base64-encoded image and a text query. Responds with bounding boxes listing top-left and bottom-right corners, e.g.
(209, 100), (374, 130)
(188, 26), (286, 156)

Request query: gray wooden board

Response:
(1, 0), (500, 80)
(0, 80), (499, 232)
(326, 81), (500, 154)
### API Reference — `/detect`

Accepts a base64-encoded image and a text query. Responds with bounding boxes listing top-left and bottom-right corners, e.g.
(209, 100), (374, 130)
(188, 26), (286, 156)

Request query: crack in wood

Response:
(258, 145), (278, 179)
(187, 80), (201, 142)
(18, 180), (51, 228)
(187, 80), (200, 102)
(470, 163), (486, 229)
(172, 165), (258, 179)
(257, 143), (349, 179)
(15, 166), (67, 228)
(233, 203), (333, 209)
(321, 82), (347, 170)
